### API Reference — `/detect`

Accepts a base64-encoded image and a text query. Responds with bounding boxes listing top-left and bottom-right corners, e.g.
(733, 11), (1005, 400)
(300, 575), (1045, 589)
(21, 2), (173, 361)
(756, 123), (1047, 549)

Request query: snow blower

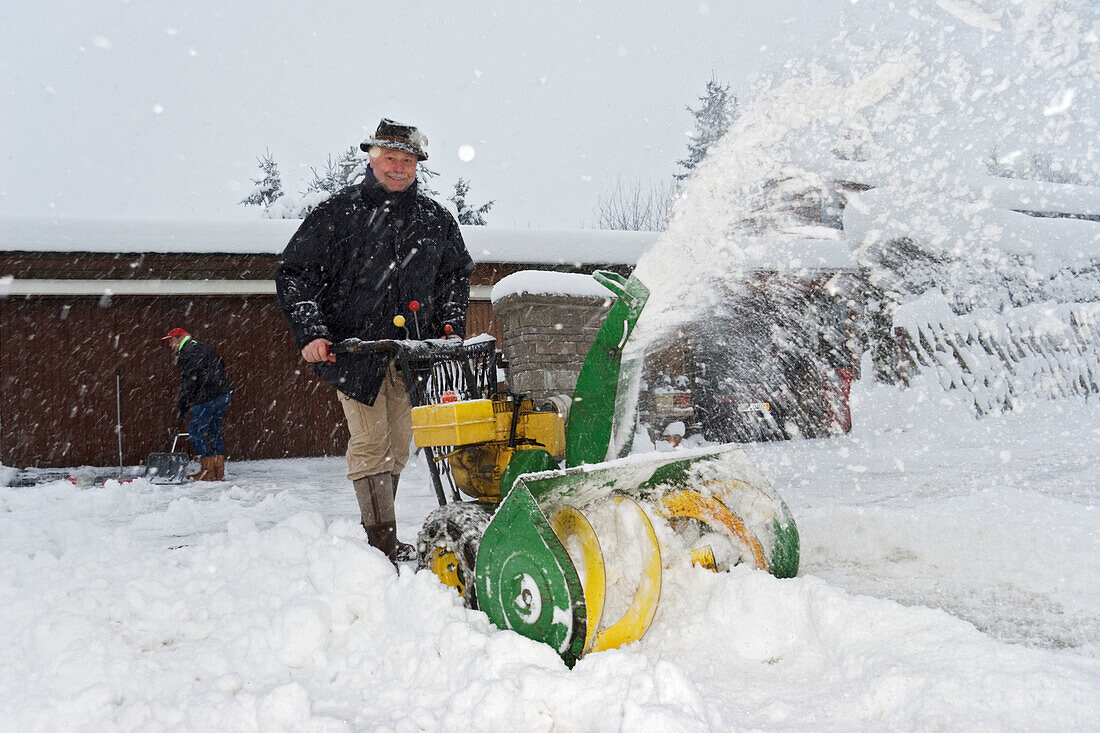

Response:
(334, 271), (799, 667)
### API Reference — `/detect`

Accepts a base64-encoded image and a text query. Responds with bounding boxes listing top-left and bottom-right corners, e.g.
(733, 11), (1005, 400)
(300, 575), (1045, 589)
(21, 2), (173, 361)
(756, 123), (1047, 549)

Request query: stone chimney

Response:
(493, 292), (613, 403)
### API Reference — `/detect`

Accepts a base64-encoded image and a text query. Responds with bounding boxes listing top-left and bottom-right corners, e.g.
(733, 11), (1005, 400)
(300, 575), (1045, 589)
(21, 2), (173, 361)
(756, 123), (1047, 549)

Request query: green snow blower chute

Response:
(337, 271), (800, 667)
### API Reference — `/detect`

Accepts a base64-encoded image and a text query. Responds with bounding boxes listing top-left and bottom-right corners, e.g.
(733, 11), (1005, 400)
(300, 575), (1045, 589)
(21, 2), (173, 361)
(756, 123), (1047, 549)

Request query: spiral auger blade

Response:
(475, 445), (798, 665)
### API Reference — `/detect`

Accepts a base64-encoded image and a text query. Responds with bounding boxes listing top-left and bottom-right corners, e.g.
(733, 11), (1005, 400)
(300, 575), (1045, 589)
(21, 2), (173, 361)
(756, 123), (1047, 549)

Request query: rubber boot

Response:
(365, 521), (399, 565)
(353, 474), (400, 566)
(198, 455), (221, 482)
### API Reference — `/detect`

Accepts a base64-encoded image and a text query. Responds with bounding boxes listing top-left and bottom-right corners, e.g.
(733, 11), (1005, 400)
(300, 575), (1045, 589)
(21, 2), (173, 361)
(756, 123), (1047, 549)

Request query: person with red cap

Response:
(162, 328), (234, 481)
(275, 118), (473, 565)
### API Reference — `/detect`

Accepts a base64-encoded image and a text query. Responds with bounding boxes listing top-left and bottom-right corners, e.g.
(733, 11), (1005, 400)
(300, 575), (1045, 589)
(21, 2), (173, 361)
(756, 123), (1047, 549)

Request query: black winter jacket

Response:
(176, 338), (233, 415)
(274, 177), (473, 405)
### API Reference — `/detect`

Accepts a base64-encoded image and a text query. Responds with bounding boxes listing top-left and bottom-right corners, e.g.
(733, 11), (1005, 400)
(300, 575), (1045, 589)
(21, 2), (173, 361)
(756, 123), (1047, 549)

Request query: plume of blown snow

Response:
(631, 0), (1097, 353)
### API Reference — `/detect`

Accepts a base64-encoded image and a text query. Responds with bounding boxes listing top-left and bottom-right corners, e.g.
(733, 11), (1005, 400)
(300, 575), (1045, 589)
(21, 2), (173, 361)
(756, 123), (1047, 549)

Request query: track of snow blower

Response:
(337, 271), (800, 667)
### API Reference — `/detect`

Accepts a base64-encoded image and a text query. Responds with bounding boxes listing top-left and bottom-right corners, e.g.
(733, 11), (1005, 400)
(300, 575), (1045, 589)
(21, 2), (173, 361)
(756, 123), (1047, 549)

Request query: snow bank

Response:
(1, 385), (1097, 730)
(892, 293), (1100, 413)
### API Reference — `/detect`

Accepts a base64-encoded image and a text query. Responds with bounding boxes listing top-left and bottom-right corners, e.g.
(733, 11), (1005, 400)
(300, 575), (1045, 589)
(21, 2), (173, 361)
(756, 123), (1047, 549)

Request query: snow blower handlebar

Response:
(332, 337), (464, 359)
(330, 338), (399, 356)
(331, 336), (499, 413)
(331, 336), (501, 507)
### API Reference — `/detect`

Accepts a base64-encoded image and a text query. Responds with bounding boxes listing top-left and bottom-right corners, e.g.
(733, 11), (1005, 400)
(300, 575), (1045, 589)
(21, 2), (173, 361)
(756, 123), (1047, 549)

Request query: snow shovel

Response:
(146, 432), (191, 484)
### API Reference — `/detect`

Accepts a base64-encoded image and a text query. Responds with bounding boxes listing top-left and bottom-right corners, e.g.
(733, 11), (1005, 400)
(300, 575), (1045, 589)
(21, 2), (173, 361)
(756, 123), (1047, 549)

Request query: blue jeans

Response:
(189, 392), (231, 456)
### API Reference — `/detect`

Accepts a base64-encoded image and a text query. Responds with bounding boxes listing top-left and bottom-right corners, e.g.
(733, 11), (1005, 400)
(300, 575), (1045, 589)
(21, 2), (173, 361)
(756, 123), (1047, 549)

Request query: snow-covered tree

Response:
(239, 149), (284, 211)
(675, 76), (739, 181)
(448, 178), (494, 225)
(338, 146), (371, 187)
(304, 156), (341, 196)
(306, 148), (367, 196)
(416, 163), (442, 198)
(298, 147), (373, 217)
(985, 145), (1087, 185)
(292, 191), (329, 218)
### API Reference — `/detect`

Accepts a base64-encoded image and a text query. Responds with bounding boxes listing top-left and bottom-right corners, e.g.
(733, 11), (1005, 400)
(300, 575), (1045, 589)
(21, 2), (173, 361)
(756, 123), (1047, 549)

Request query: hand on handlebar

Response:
(302, 338), (335, 364)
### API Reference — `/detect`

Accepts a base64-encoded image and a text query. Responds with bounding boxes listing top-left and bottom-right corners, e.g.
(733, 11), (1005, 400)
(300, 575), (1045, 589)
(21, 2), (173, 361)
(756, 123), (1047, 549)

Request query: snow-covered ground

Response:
(1, 366), (1096, 731)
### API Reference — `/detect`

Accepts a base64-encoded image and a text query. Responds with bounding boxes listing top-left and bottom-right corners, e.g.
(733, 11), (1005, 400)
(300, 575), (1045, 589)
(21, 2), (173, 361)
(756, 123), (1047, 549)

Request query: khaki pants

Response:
(337, 363), (413, 481)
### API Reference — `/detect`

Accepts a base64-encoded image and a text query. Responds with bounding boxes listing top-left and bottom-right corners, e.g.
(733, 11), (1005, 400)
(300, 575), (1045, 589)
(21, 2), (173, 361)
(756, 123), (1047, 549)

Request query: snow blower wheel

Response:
(416, 502), (492, 609)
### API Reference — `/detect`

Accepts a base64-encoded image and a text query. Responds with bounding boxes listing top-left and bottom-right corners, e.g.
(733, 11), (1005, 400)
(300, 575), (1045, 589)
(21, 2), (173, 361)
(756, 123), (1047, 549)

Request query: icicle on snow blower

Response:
(335, 271), (799, 667)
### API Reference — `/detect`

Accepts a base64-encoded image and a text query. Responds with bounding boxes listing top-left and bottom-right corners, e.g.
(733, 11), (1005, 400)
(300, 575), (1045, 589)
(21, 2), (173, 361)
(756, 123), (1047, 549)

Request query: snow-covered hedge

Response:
(894, 293), (1099, 415)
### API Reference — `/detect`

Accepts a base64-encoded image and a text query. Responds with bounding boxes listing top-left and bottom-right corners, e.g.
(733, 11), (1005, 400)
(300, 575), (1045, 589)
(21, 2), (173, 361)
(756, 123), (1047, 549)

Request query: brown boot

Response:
(190, 456), (212, 481)
(353, 473), (393, 528)
(353, 474), (400, 565)
(210, 455), (225, 481)
(364, 521), (399, 565)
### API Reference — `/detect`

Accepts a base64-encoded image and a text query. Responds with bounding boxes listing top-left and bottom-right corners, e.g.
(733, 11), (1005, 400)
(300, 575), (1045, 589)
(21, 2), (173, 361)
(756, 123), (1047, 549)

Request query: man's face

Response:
(370, 147), (418, 192)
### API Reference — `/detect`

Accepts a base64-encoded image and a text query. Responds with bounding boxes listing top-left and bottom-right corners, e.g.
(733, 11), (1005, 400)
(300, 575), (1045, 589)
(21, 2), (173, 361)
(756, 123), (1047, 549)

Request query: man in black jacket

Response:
(162, 327), (233, 481)
(275, 118), (473, 564)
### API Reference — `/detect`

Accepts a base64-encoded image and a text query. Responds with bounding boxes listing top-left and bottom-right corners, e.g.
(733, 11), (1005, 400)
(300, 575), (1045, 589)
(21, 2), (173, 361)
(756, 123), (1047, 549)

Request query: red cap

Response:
(160, 327), (188, 341)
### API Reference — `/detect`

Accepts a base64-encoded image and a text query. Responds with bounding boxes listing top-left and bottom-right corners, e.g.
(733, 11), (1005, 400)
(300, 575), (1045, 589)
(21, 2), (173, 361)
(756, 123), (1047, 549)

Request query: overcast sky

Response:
(1, 1), (849, 228)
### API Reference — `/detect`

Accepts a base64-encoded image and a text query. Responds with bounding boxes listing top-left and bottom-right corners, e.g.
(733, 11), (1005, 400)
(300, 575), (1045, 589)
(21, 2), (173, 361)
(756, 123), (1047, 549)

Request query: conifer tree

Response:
(416, 163), (442, 198)
(239, 149), (284, 209)
(338, 146), (370, 187)
(675, 76), (739, 181)
(304, 156), (341, 195)
(448, 178), (494, 225)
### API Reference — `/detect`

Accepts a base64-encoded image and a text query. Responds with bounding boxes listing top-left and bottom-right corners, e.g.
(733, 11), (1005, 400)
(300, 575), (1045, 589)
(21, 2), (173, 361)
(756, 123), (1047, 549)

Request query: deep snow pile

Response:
(0, 368), (1096, 731)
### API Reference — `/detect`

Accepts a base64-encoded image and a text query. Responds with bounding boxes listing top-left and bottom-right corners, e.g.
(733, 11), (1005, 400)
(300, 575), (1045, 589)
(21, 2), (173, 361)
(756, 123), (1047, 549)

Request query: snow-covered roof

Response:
(0, 217), (858, 273)
(463, 227), (656, 265)
(0, 217), (657, 265)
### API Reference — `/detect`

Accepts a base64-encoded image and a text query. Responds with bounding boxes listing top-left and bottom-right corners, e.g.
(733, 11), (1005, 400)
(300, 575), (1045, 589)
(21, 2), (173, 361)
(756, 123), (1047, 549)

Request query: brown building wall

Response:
(0, 293), (348, 467)
(0, 252), (617, 468)
(0, 292), (506, 468)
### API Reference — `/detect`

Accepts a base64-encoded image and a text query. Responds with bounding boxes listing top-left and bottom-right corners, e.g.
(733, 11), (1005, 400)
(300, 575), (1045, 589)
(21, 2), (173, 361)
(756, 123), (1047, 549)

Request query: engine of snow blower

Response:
(411, 394), (565, 502)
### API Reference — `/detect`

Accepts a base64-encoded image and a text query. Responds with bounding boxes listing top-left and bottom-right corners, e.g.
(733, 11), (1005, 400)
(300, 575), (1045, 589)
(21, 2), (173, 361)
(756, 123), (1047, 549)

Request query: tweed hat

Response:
(360, 118), (428, 161)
